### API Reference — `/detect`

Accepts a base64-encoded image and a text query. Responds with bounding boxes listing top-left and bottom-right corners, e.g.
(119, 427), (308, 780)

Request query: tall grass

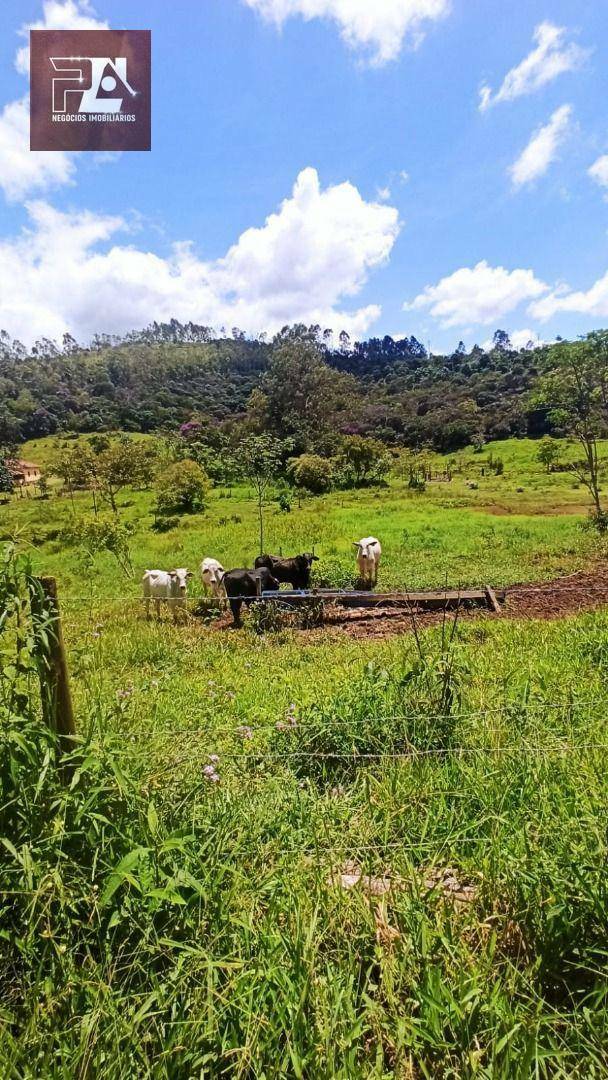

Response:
(2, 541), (608, 1076)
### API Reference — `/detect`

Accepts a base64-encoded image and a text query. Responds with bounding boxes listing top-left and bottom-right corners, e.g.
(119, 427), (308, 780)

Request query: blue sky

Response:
(0, 0), (606, 351)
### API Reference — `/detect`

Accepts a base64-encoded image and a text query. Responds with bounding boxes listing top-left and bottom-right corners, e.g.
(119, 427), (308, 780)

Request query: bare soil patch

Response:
(329, 566), (608, 640)
(482, 502), (591, 517)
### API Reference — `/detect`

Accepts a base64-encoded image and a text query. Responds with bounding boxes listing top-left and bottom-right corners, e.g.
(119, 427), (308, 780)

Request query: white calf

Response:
(142, 568), (191, 621)
(200, 557), (226, 599)
(353, 537), (382, 589)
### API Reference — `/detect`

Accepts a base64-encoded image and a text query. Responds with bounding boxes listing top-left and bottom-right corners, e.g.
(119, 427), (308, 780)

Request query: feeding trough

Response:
(260, 586), (506, 613)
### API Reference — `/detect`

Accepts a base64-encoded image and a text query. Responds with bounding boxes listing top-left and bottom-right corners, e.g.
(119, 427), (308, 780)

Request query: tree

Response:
(173, 423), (233, 483)
(63, 516), (134, 577)
(535, 334), (608, 515)
(237, 434), (283, 554)
(128, 440), (159, 489)
(0, 407), (22, 445)
(49, 444), (96, 507)
(0, 458), (14, 495)
(93, 437), (144, 513)
(536, 437), (560, 473)
(257, 336), (358, 452)
(337, 436), (391, 487)
(492, 329), (512, 352)
(155, 459), (210, 515)
(398, 449), (431, 490)
(289, 453), (334, 494)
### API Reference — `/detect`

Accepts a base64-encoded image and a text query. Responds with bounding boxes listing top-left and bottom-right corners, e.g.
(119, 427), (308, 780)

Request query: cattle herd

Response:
(142, 537), (382, 628)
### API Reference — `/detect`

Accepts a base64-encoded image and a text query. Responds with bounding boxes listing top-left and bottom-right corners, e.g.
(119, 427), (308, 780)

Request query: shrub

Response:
(288, 454), (334, 494)
(155, 459), (210, 515)
(408, 474), (426, 492)
(487, 454), (504, 476)
(582, 509), (608, 534)
(151, 515), (180, 533)
(313, 556), (355, 590)
(62, 516), (135, 576)
(335, 435), (390, 488)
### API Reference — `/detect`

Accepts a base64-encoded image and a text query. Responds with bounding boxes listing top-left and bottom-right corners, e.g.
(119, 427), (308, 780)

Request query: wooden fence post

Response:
(30, 576), (76, 771)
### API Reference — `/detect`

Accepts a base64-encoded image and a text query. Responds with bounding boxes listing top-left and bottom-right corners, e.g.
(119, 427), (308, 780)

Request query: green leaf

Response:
(100, 846), (149, 908)
(147, 801), (159, 838)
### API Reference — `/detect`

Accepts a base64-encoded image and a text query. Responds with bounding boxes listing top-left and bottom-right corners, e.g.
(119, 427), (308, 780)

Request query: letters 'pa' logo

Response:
(50, 56), (138, 114)
(30, 30), (151, 151)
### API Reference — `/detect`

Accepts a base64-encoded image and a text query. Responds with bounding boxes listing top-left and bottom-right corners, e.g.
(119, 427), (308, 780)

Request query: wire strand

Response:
(130, 742), (608, 761)
(108, 700), (607, 725)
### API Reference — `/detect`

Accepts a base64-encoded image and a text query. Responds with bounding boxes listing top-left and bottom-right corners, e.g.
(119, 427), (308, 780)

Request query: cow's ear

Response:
(312, 555), (319, 561)
(186, 571), (193, 578)
(352, 543), (360, 549)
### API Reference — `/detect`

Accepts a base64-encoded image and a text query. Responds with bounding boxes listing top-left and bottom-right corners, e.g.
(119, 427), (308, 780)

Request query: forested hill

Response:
(0, 320), (568, 452)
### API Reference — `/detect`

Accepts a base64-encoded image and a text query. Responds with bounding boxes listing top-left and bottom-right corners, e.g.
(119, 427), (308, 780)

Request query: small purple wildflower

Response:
(236, 725), (253, 740)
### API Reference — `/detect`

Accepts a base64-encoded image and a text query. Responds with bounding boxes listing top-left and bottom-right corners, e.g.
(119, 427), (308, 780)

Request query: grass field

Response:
(3, 435), (607, 595)
(2, 435), (608, 1077)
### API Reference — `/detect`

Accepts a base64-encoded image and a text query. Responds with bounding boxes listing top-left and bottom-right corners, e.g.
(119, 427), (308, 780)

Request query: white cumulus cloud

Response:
(479, 22), (589, 110)
(589, 155), (608, 196)
(529, 272), (608, 322)
(242, 0), (450, 65)
(0, 1), (108, 202)
(405, 260), (549, 328)
(0, 168), (400, 346)
(509, 328), (545, 350)
(509, 104), (573, 189)
(0, 97), (76, 201)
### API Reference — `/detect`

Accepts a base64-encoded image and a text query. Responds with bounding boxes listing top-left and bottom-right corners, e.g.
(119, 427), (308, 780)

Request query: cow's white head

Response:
(169, 568), (192, 595)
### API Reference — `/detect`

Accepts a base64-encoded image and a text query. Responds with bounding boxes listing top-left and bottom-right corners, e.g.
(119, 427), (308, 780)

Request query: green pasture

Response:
(2, 435), (606, 596)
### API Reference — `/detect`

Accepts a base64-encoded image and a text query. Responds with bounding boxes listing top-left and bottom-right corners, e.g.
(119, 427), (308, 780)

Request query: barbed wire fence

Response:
(2, 558), (608, 894)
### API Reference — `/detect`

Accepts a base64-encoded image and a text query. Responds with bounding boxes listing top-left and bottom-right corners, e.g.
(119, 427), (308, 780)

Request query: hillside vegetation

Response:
(0, 322), (575, 450)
